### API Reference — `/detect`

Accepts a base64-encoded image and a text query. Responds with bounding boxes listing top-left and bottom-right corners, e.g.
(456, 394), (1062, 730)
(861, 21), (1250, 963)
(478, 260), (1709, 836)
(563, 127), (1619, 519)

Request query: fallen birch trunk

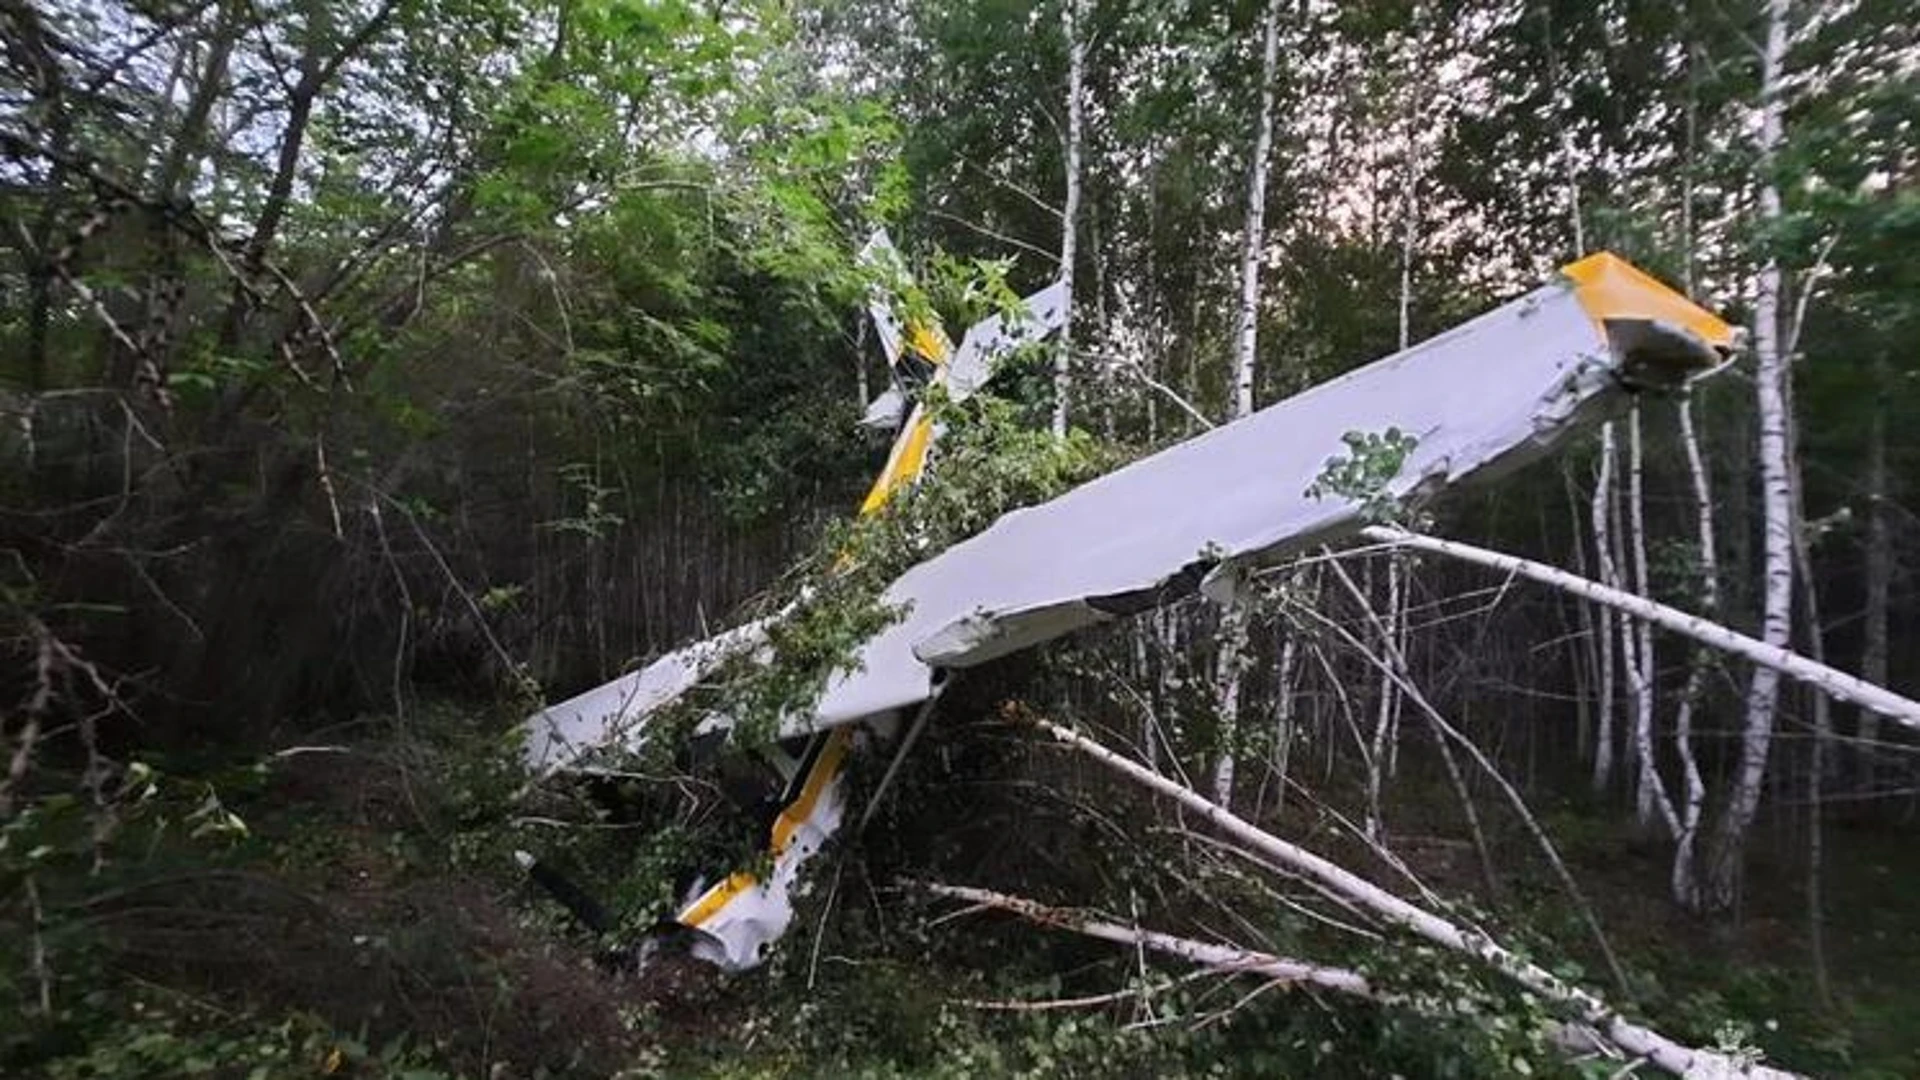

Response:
(1016, 711), (1801, 1079)
(915, 880), (1374, 998)
(1360, 525), (1920, 735)
(918, 880), (1664, 1067)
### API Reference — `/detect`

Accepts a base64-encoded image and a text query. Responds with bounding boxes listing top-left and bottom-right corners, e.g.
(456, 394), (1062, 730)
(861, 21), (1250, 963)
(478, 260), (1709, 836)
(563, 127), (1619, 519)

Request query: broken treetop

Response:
(525, 253), (1732, 770)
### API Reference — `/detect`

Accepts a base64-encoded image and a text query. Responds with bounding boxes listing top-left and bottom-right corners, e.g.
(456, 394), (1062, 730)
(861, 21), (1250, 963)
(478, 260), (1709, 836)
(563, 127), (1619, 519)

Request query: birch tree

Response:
(1669, 49), (1716, 905)
(1590, 427), (1622, 791)
(1670, 394), (1717, 906)
(1051, 0), (1086, 439)
(1210, 0), (1283, 806)
(1626, 406), (1677, 837)
(1704, 0), (1793, 912)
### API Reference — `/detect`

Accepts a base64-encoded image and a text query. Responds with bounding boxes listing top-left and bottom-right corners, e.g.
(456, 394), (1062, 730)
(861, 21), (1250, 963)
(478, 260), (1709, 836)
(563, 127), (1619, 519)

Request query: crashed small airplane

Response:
(520, 238), (1733, 972)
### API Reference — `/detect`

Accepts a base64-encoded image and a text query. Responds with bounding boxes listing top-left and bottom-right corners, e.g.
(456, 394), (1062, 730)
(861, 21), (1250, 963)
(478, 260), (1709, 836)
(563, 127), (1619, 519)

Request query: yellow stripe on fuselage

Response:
(857, 317), (950, 517)
(677, 315), (947, 934)
(679, 728), (855, 928)
(857, 408), (935, 516)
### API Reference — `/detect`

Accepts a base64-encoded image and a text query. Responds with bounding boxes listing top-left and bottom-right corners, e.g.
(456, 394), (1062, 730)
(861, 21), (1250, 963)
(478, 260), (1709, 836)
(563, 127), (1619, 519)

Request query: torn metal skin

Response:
(520, 246), (1732, 974)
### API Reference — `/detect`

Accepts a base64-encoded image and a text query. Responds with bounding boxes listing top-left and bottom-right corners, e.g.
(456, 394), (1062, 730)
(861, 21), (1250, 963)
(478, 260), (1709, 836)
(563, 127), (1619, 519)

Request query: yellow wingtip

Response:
(1561, 251), (1735, 352)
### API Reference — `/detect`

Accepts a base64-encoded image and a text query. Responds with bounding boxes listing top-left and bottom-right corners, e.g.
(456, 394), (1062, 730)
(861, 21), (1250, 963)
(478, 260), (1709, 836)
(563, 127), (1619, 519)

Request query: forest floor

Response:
(7, 705), (1917, 1079)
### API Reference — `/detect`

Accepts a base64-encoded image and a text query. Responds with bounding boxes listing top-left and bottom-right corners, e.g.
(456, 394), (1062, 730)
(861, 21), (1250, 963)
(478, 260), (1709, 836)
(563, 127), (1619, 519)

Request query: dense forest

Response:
(3, 0), (1918, 1076)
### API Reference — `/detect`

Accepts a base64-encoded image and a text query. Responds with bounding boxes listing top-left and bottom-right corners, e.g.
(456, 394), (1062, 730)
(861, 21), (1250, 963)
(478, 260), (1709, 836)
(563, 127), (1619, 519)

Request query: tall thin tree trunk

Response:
(153, 2), (241, 201)
(1778, 351), (1835, 999)
(1792, 483), (1834, 1003)
(1383, 556), (1408, 778)
(1540, 5), (1584, 256)
(1668, 35), (1718, 904)
(1707, 0), (1793, 912)
(1627, 406), (1677, 836)
(1380, 68), (1420, 784)
(1858, 371), (1890, 788)
(1212, 589), (1249, 807)
(1229, 0), (1281, 422)
(1271, 630), (1298, 816)
(1590, 429), (1620, 791)
(1210, 0), (1282, 807)
(1051, 0), (1085, 439)
(1671, 393), (1717, 905)
(1565, 473), (1597, 761)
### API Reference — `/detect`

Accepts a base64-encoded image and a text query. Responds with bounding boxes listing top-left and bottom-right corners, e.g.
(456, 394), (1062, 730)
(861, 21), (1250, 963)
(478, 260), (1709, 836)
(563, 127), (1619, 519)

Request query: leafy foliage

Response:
(1307, 426), (1422, 522)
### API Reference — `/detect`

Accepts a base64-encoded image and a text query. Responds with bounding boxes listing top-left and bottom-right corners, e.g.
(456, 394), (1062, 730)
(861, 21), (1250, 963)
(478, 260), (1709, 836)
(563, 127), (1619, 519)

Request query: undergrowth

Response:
(5, 689), (1911, 1077)
(7, 397), (1914, 1078)
(520, 388), (1116, 939)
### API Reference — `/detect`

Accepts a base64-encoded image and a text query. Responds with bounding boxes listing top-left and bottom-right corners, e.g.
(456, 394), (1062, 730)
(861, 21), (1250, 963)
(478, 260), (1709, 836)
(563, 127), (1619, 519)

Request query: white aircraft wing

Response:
(945, 279), (1069, 402)
(525, 252), (1732, 768)
(772, 253), (1734, 735)
(524, 615), (774, 773)
(858, 229), (909, 370)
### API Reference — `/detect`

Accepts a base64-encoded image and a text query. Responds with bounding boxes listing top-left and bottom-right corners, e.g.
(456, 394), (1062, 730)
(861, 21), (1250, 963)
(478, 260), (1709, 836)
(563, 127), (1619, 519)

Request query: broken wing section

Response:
(673, 725), (861, 969)
(945, 280), (1070, 401)
(523, 615), (775, 774)
(792, 253), (1730, 732)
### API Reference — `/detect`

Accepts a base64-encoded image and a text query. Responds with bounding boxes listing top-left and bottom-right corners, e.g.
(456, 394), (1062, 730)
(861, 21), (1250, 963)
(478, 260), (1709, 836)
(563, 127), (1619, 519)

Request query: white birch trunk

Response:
(1627, 406), (1678, 836)
(1271, 630), (1298, 815)
(1230, 0), (1280, 419)
(1050, 0), (1085, 439)
(919, 883), (1694, 1070)
(918, 881), (1376, 997)
(1211, 592), (1249, 806)
(1590, 427), (1620, 790)
(1383, 99), (1418, 787)
(1669, 61), (1716, 900)
(1210, 0), (1282, 806)
(1358, 526), (1920, 733)
(1670, 394), (1717, 906)
(1708, 0), (1793, 912)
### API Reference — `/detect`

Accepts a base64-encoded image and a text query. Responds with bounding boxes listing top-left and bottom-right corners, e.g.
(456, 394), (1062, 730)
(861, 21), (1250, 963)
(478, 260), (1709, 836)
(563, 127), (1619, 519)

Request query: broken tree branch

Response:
(918, 880), (1621, 1067)
(1011, 710), (1799, 1078)
(1303, 571), (1630, 997)
(913, 881), (1375, 999)
(1360, 526), (1920, 735)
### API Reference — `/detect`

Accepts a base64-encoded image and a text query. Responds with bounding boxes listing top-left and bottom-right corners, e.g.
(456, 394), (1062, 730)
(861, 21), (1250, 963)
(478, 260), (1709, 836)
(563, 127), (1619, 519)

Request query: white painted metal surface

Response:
(521, 255), (1728, 974)
(526, 279), (1717, 771)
